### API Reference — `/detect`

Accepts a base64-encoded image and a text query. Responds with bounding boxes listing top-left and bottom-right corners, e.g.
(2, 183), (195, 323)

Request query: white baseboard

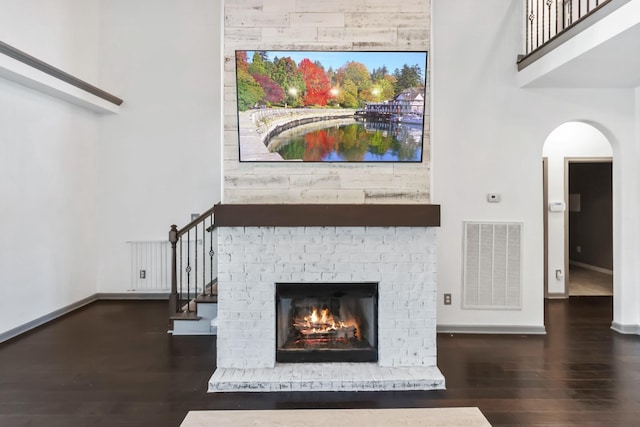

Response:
(611, 322), (640, 335)
(97, 292), (169, 300)
(569, 260), (613, 275)
(437, 324), (546, 335)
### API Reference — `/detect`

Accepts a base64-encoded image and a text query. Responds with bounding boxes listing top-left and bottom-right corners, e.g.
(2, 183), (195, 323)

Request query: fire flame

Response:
(299, 306), (360, 340)
(303, 306), (345, 331)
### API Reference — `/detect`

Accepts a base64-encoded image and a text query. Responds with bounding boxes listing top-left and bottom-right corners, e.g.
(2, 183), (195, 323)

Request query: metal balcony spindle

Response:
(529, 1), (535, 53)
(537, 0), (541, 47)
(202, 220), (206, 295)
(556, 0), (560, 36)
(546, 0), (553, 40)
(209, 213), (214, 297)
(570, 0), (574, 25)
(179, 236), (183, 311)
(543, 1), (547, 43)
(186, 230), (191, 312)
(194, 224), (198, 298)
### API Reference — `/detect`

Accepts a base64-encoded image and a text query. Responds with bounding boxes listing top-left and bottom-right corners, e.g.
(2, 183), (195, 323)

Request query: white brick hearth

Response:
(209, 363), (443, 392)
(208, 226), (445, 392)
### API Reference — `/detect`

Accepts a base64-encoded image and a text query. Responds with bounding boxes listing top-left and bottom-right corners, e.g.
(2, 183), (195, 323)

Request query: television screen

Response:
(235, 50), (428, 163)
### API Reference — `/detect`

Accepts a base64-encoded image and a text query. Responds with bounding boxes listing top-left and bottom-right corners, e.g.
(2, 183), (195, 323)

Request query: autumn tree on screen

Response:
(271, 56), (305, 107)
(337, 61), (372, 89)
(298, 58), (330, 106)
(235, 51), (264, 111)
(252, 74), (284, 105)
(378, 75), (397, 99)
(248, 51), (267, 76)
(236, 51), (249, 72)
(336, 80), (359, 109)
(335, 61), (373, 107)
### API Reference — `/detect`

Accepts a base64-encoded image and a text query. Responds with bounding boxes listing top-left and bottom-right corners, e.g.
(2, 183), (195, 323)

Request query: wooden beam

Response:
(213, 204), (440, 227)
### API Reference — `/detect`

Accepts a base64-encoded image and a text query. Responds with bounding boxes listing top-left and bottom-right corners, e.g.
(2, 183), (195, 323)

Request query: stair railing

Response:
(169, 203), (218, 321)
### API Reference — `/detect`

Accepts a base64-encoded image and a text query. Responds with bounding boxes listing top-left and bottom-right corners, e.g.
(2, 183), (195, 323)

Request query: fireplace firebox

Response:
(276, 283), (378, 363)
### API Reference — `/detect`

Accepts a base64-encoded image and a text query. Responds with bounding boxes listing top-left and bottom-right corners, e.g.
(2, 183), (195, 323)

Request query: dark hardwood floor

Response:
(0, 297), (638, 426)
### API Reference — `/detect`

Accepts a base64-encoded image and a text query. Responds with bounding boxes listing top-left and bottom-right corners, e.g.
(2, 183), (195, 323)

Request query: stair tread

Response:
(196, 294), (218, 303)
(169, 312), (201, 321)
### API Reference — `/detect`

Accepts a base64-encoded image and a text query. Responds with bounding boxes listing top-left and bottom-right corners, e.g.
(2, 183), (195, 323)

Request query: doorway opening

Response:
(567, 160), (613, 296)
(542, 122), (613, 299)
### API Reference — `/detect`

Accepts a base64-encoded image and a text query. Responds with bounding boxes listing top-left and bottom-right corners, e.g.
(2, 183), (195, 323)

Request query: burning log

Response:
(296, 325), (357, 340)
(291, 306), (359, 343)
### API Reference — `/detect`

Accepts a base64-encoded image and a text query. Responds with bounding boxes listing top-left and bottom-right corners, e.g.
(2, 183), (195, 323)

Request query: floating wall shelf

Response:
(0, 41), (122, 114)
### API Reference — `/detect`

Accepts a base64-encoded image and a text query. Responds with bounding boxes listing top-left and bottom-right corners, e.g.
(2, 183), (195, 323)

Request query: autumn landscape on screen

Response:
(235, 50), (427, 162)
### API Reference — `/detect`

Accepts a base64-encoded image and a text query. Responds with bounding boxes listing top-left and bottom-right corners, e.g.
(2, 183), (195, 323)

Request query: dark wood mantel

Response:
(213, 204), (440, 227)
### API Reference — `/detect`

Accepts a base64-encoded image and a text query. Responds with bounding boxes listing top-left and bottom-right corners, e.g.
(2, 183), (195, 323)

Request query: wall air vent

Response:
(463, 222), (523, 309)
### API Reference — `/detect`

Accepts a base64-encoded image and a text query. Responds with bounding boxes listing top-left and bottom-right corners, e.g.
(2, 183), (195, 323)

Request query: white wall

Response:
(432, 0), (636, 331)
(617, 87), (640, 331)
(542, 122), (613, 295)
(0, 0), (100, 83)
(0, 0), (101, 335)
(96, 0), (222, 292)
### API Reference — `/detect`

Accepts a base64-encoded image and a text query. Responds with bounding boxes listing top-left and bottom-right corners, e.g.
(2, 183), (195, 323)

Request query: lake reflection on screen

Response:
(265, 120), (423, 162)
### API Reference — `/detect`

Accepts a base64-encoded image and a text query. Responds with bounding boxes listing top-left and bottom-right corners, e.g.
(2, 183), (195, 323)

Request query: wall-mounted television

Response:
(235, 50), (428, 163)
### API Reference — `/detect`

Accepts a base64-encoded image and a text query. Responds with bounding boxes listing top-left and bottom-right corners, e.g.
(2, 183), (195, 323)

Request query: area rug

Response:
(181, 407), (491, 426)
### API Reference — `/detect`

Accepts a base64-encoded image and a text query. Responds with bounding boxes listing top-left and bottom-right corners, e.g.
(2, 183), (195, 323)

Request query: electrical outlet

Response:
(139, 270), (146, 279)
(487, 193), (501, 203)
(576, 245), (582, 253)
(444, 293), (452, 305)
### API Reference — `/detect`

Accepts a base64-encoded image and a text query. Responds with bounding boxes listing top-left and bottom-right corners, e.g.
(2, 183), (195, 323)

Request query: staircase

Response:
(170, 280), (218, 335)
(167, 203), (219, 336)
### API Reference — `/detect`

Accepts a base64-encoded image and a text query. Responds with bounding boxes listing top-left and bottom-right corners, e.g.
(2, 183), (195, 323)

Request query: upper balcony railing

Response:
(524, 0), (613, 56)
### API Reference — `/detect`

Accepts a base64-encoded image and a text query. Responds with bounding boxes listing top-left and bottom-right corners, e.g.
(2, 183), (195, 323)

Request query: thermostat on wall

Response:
(548, 201), (566, 212)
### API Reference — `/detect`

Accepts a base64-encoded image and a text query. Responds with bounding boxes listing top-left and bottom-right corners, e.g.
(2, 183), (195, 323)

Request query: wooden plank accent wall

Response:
(214, 204), (440, 227)
(223, 0), (431, 204)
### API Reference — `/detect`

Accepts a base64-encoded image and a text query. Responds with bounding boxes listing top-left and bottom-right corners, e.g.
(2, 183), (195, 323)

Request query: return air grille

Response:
(463, 222), (522, 309)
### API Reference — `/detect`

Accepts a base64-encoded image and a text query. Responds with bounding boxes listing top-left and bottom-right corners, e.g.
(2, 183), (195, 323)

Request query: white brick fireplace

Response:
(212, 0), (440, 393)
(208, 222), (444, 392)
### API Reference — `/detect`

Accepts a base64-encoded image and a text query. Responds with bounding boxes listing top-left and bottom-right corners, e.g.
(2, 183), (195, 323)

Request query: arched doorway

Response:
(542, 122), (613, 298)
